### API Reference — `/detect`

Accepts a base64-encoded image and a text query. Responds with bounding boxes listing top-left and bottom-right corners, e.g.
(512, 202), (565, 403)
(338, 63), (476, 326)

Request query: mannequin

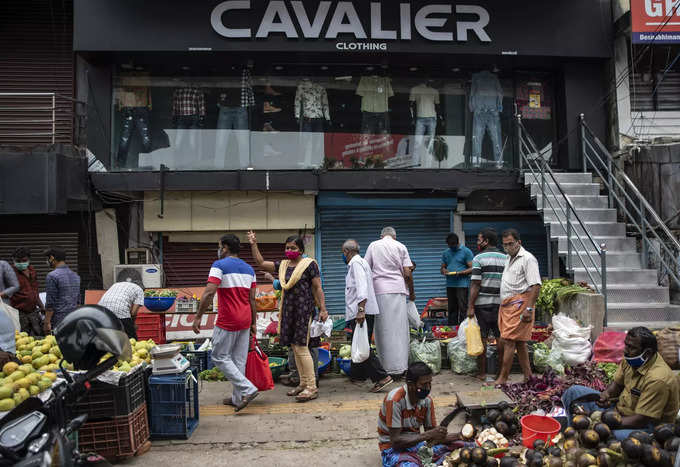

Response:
(115, 73), (152, 168)
(215, 64), (255, 169)
(295, 77), (330, 168)
(469, 68), (503, 168)
(409, 79), (442, 167)
(356, 72), (393, 135)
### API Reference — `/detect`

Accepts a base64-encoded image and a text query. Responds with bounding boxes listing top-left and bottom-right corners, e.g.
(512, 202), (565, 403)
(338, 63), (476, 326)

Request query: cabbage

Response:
(338, 344), (351, 359)
(410, 339), (442, 374)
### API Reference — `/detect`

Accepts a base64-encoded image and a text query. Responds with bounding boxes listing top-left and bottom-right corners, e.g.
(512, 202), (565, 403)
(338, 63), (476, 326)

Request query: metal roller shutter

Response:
(318, 201), (456, 317)
(163, 241), (285, 288)
(462, 219), (548, 276)
(0, 0), (74, 145)
(0, 232), (79, 289)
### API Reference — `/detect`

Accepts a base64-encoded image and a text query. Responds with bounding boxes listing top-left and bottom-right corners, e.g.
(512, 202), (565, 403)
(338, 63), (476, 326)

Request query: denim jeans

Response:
(361, 112), (390, 134)
(471, 109), (502, 166)
(415, 117), (436, 167)
(300, 117), (325, 132)
(215, 107), (249, 168)
(118, 107), (151, 167)
(561, 385), (654, 440)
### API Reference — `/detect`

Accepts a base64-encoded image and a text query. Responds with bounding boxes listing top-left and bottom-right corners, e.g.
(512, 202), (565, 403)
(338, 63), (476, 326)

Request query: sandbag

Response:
(657, 327), (680, 370)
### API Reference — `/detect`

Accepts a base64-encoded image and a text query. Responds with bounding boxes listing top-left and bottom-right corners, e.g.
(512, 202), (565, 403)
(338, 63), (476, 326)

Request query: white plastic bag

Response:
(310, 318), (333, 338)
(0, 301), (20, 332)
(447, 318), (477, 374)
(551, 313), (592, 366)
(406, 301), (423, 329)
(552, 313), (592, 340)
(351, 321), (370, 363)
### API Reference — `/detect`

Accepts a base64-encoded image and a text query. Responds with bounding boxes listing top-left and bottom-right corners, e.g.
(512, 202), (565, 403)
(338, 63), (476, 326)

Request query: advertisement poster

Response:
(632, 0), (680, 43)
(323, 132), (420, 169)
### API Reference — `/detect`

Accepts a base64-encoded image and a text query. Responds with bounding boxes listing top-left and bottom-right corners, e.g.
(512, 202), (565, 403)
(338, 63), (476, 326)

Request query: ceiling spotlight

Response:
(181, 66), (190, 71)
(366, 66), (374, 71)
(452, 67), (460, 72)
(321, 65), (329, 70)
(275, 65), (284, 70)
(409, 67), (418, 72)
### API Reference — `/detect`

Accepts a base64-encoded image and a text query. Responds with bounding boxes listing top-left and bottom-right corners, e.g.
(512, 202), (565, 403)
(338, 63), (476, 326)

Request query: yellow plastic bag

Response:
(466, 317), (484, 357)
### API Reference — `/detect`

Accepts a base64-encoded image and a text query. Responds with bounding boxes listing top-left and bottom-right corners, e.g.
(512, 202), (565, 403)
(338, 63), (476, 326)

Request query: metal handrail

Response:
(516, 115), (609, 324)
(0, 92), (56, 144)
(580, 116), (680, 289)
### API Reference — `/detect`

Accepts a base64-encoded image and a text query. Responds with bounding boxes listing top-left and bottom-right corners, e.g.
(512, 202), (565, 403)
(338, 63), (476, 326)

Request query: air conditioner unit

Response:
(113, 264), (163, 288)
(125, 248), (153, 265)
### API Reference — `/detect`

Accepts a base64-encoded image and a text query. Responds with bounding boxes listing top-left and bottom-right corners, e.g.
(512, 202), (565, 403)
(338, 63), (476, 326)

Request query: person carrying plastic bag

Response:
(447, 318), (478, 374)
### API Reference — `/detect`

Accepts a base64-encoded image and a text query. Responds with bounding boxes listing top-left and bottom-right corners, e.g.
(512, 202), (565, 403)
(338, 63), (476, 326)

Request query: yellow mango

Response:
(43, 372), (57, 382)
(18, 364), (33, 375)
(0, 386), (13, 400)
(8, 371), (25, 382)
(21, 355), (32, 364)
(28, 385), (40, 396)
(47, 355), (58, 364)
(2, 362), (18, 376)
(37, 379), (52, 391)
(14, 378), (30, 390)
(0, 398), (15, 411)
(17, 388), (29, 401)
(12, 393), (22, 406)
(40, 344), (50, 354)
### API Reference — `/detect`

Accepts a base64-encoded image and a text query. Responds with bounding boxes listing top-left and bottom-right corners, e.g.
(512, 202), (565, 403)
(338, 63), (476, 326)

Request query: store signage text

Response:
(631, 0), (680, 43)
(210, 1), (491, 42)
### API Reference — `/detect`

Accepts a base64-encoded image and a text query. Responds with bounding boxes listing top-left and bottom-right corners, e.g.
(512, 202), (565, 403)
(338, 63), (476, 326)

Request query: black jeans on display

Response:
(347, 315), (388, 383)
(447, 287), (469, 326)
(300, 117), (325, 132)
(118, 107), (152, 167)
(361, 112), (390, 134)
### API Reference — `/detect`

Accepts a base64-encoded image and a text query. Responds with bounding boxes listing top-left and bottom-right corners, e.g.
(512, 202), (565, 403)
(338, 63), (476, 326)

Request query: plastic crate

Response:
(148, 371), (199, 439)
(422, 318), (448, 332)
(69, 366), (147, 421)
(78, 402), (150, 460)
(175, 300), (198, 314)
(432, 325), (458, 339)
(181, 349), (213, 373)
(135, 313), (166, 344)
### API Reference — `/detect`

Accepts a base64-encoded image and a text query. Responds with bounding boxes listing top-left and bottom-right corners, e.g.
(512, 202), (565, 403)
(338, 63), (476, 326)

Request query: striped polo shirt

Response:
(208, 256), (256, 332)
(470, 248), (507, 307)
(377, 385), (436, 451)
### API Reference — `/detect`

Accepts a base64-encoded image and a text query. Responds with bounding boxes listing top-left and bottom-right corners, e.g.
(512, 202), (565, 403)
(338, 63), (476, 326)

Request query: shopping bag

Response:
(245, 338), (274, 391)
(351, 321), (370, 363)
(0, 301), (20, 332)
(406, 300), (423, 329)
(466, 317), (484, 357)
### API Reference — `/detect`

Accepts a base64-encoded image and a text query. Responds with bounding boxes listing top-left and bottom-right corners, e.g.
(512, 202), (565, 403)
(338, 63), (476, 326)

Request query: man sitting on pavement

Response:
(378, 362), (461, 467)
(562, 326), (680, 440)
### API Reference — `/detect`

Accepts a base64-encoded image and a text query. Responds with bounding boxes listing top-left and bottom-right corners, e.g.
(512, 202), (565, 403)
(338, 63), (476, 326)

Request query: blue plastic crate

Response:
(181, 349), (214, 374)
(148, 371), (199, 439)
(422, 317), (448, 331)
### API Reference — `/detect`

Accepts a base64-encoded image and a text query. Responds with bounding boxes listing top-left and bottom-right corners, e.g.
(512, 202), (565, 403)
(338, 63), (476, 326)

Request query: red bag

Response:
(593, 331), (626, 363)
(246, 338), (274, 391)
(264, 319), (278, 336)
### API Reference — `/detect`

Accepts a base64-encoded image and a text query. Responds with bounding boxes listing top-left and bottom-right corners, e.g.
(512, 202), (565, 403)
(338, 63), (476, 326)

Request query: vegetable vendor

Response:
(562, 327), (680, 440)
(378, 362), (461, 467)
(342, 239), (392, 393)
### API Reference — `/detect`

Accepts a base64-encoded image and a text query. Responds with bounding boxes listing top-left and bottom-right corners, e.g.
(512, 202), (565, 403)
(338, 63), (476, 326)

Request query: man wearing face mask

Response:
(10, 248), (44, 337)
(562, 327), (680, 440)
(43, 247), (80, 334)
(378, 362), (462, 467)
(440, 233), (473, 327)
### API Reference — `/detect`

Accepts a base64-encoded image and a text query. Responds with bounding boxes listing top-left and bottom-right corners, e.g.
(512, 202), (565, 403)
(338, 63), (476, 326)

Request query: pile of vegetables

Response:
(144, 289), (178, 297)
(596, 362), (617, 384)
(338, 344), (351, 359)
(500, 363), (609, 418)
(199, 367), (226, 381)
(536, 279), (593, 317)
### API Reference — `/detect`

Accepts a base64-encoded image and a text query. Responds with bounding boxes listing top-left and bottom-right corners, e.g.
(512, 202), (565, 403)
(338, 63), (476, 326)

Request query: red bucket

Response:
(520, 415), (561, 448)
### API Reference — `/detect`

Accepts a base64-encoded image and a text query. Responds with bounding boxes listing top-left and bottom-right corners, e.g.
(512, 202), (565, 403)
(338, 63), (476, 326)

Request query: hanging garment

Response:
(469, 71), (503, 113)
(172, 87), (206, 117)
(356, 76), (394, 113)
(409, 83), (439, 118)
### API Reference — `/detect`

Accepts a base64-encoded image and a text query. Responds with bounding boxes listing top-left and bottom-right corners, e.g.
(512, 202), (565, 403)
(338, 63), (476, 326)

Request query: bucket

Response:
(520, 415), (561, 448)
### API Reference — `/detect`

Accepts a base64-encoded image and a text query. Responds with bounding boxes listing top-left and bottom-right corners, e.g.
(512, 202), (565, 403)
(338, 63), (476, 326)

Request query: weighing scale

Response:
(150, 344), (190, 375)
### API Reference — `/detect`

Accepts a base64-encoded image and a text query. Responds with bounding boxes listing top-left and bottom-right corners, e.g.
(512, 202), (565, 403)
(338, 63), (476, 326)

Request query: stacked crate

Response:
(147, 371), (199, 439)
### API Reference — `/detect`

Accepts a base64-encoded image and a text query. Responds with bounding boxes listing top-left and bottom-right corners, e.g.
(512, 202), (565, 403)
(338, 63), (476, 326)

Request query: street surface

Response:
(122, 373), (521, 467)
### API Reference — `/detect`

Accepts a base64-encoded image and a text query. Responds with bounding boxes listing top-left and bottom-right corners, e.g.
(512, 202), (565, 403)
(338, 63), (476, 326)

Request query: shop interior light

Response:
(409, 67), (418, 71)
(320, 66), (329, 70)
(452, 67), (460, 72)
(275, 65), (284, 70)
(366, 66), (374, 71)
(181, 66), (190, 70)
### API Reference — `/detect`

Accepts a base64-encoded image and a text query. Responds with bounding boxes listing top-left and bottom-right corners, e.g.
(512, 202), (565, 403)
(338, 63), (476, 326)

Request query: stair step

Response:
(604, 285), (669, 304)
(534, 194), (608, 209)
(543, 208), (617, 223)
(605, 303), (680, 326)
(524, 172), (593, 184)
(559, 252), (641, 268)
(556, 236), (636, 252)
(528, 183), (600, 196)
(573, 268), (658, 285)
(549, 221), (625, 237)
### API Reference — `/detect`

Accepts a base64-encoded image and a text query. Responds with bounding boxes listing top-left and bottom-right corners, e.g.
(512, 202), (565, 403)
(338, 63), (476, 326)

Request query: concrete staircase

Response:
(524, 172), (680, 329)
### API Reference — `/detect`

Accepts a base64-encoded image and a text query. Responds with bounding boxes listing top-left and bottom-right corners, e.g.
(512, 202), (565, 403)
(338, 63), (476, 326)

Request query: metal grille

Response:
(0, 0), (74, 145)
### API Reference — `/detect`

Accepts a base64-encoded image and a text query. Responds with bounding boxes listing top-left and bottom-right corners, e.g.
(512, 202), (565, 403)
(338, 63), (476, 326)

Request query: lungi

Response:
(498, 292), (534, 341)
(374, 293), (410, 375)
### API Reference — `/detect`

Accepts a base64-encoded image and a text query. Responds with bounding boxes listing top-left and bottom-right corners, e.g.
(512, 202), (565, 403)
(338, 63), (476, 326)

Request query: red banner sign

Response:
(632, 0), (680, 43)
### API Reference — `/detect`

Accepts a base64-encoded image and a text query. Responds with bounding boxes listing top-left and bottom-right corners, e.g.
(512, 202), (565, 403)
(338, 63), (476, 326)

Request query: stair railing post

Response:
(546, 223), (553, 279)
(601, 243), (608, 328)
(540, 159), (546, 210)
(607, 157), (613, 209)
(566, 206), (572, 272)
(580, 114), (587, 173)
(516, 114), (523, 171)
(640, 198), (648, 269)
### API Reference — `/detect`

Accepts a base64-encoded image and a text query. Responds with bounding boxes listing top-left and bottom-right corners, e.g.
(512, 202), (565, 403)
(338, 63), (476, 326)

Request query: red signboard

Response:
(632, 0), (680, 43)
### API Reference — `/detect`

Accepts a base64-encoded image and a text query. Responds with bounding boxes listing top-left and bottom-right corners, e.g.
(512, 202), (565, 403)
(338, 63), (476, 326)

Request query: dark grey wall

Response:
(82, 58), (113, 169)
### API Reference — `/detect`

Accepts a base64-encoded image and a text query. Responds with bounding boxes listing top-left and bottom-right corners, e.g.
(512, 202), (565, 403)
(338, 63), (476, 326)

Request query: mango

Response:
(0, 386), (13, 400)
(40, 344), (50, 354)
(43, 372), (57, 382)
(26, 373), (40, 385)
(37, 379), (51, 391)
(17, 388), (29, 402)
(8, 371), (25, 382)
(2, 362), (18, 375)
(18, 364), (33, 375)
(28, 385), (40, 396)
(0, 398), (15, 411)
(48, 355), (58, 364)
(14, 378), (30, 390)
(12, 393), (22, 406)
(21, 355), (32, 364)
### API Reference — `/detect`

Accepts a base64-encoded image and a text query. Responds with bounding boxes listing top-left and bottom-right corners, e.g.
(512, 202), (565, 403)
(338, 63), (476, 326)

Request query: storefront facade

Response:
(80, 1), (614, 308)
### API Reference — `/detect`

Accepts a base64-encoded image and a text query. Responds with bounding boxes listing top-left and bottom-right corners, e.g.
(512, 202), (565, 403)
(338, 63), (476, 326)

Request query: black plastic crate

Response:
(68, 366), (147, 421)
(181, 350), (213, 374)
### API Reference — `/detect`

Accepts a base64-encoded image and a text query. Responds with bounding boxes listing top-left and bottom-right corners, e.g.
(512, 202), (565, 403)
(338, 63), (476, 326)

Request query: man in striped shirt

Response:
(192, 233), (259, 412)
(378, 362), (459, 466)
(466, 228), (506, 381)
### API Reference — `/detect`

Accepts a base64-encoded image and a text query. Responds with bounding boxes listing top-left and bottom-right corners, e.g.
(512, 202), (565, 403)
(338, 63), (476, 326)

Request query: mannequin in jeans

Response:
(409, 79), (442, 168)
(469, 67), (503, 168)
(215, 64), (255, 169)
(115, 79), (152, 169)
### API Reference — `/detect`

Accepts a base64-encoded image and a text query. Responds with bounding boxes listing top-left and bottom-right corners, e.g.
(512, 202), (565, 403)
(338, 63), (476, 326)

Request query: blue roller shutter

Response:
(462, 218), (548, 276)
(317, 194), (456, 317)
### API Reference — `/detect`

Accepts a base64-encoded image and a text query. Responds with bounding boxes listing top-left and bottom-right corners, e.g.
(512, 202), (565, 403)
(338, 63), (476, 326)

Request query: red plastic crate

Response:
(78, 402), (150, 460)
(135, 313), (166, 344)
(432, 325), (458, 339)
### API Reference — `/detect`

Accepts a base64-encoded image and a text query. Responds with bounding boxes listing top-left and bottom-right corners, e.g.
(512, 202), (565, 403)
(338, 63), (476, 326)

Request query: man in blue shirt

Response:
(440, 233), (473, 326)
(43, 247), (81, 334)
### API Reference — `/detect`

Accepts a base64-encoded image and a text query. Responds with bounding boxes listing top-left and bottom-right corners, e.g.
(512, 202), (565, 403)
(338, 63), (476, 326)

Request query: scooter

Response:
(0, 358), (117, 467)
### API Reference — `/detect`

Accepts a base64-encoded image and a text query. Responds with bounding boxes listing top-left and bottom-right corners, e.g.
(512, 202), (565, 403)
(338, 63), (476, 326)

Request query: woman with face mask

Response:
(248, 230), (329, 402)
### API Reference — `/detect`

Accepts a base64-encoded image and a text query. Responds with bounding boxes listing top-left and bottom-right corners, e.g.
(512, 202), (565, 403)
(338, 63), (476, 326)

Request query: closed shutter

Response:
(319, 208), (453, 317)
(0, 232), (79, 289)
(0, 0), (74, 145)
(462, 218), (548, 276)
(163, 242), (285, 287)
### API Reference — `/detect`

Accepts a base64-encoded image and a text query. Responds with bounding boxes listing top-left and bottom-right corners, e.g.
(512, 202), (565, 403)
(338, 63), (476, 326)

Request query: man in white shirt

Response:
(365, 227), (414, 378)
(98, 280), (145, 339)
(343, 239), (393, 393)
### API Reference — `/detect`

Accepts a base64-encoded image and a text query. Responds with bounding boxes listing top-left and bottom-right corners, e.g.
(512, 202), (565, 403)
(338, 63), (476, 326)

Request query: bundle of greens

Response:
(536, 278), (593, 317)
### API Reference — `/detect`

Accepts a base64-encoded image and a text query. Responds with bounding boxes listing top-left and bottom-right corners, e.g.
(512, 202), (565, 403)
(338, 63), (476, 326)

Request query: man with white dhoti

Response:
(365, 227), (414, 378)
